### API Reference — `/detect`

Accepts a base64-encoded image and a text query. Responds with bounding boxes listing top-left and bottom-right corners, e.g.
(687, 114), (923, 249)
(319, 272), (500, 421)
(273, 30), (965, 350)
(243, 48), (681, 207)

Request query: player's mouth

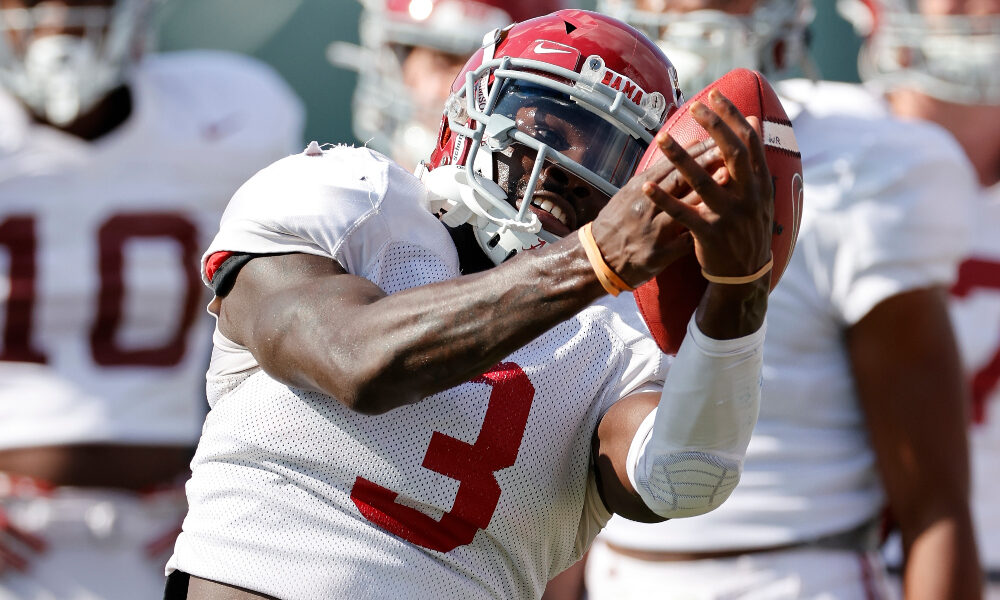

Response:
(515, 191), (575, 237)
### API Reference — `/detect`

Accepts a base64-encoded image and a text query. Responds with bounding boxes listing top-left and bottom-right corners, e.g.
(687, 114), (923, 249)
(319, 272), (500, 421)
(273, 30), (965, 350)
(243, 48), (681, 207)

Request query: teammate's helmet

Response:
(329, 0), (567, 169)
(420, 9), (682, 265)
(0, 0), (158, 126)
(839, 0), (1000, 105)
(598, 0), (814, 95)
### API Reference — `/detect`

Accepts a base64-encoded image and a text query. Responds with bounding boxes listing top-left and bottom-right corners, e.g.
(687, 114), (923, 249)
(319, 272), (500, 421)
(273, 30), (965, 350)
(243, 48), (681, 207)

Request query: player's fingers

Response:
(656, 142), (725, 199)
(642, 181), (705, 233)
(675, 164), (730, 208)
(657, 152), (731, 212)
(652, 133), (726, 211)
(689, 98), (754, 189)
(635, 137), (718, 191)
(707, 91), (767, 179)
(662, 229), (694, 255)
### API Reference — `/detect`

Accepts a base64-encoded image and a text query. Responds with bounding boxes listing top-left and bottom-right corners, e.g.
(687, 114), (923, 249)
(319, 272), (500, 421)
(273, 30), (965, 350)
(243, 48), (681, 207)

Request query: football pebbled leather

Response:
(634, 68), (803, 354)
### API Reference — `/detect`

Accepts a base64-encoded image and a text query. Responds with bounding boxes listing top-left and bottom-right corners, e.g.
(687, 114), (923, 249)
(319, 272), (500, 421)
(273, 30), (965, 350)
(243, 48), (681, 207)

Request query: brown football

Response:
(634, 68), (803, 354)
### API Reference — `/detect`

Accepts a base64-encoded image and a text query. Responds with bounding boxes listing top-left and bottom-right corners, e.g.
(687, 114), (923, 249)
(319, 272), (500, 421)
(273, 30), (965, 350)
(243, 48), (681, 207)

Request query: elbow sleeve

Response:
(626, 316), (765, 519)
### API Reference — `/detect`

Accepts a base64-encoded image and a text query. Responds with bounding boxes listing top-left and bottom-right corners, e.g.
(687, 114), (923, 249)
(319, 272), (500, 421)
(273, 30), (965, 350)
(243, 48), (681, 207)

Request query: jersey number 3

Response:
(351, 363), (535, 553)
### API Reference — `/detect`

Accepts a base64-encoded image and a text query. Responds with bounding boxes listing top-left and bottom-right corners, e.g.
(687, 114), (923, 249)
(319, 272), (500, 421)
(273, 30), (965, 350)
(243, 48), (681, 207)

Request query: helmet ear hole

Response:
(437, 121), (452, 150)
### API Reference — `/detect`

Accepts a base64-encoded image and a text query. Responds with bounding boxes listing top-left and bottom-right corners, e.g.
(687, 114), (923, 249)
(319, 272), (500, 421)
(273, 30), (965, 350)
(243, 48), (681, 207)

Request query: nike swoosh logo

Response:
(534, 41), (573, 55)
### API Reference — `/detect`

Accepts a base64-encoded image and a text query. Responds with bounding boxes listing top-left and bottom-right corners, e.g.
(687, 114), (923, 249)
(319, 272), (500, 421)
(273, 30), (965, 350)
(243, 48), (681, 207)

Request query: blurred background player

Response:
(327, 0), (567, 171)
(603, 0), (817, 94)
(840, 0), (1000, 597)
(541, 0), (983, 598)
(0, 0), (303, 597)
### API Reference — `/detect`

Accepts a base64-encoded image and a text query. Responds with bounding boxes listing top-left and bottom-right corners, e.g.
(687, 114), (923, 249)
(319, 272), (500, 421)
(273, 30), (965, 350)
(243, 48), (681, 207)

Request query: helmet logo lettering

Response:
(601, 68), (645, 106)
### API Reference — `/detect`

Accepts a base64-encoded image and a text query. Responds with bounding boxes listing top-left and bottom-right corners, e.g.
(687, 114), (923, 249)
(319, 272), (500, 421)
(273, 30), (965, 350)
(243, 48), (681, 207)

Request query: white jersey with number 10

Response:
(0, 50), (303, 450)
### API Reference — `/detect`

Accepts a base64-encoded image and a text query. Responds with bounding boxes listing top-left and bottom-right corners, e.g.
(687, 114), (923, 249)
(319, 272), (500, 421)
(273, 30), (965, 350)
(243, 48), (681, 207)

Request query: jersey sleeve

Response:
(802, 116), (976, 326)
(201, 146), (457, 286)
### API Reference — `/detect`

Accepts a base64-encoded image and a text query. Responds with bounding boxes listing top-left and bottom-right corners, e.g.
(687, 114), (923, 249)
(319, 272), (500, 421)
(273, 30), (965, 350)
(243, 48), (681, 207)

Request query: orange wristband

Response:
(701, 253), (774, 285)
(579, 222), (635, 296)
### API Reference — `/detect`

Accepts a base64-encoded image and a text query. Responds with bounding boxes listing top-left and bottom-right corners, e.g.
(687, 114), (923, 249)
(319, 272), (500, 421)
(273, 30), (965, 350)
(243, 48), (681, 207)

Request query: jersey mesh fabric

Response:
(171, 146), (666, 599)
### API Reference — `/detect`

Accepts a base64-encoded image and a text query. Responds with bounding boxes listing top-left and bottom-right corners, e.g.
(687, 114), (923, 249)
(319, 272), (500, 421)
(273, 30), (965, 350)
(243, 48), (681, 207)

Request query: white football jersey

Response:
(0, 50), (303, 449)
(951, 184), (1000, 569)
(169, 146), (667, 600)
(600, 80), (976, 551)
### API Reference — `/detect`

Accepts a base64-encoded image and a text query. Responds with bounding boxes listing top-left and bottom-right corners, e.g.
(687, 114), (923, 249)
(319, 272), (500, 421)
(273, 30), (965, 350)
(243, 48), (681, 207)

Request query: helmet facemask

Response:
(0, 0), (156, 126)
(422, 32), (675, 265)
(859, 4), (1000, 105)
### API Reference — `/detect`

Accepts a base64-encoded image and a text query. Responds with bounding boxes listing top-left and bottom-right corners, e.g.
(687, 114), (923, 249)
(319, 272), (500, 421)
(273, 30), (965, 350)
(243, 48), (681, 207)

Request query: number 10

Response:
(0, 213), (201, 367)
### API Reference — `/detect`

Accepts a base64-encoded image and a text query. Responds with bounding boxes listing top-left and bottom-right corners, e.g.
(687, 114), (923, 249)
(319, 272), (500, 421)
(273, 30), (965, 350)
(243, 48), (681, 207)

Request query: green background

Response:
(157, 0), (863, 145)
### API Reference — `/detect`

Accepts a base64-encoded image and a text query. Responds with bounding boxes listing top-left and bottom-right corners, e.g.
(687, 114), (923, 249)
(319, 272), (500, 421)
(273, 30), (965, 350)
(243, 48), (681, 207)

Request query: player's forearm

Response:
(894, 446), (981, 600)
(902, 513), (982, 600)
(308, 237), (605, 413)
(847, 289), (981, 599)
(625, 317), (764, 519)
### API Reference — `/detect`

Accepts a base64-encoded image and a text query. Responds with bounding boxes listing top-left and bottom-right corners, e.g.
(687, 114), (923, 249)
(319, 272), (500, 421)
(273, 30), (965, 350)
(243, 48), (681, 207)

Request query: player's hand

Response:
(641, 90), (773, 284)
(0, 507), (46, 574)
(590, 136), (728, 287)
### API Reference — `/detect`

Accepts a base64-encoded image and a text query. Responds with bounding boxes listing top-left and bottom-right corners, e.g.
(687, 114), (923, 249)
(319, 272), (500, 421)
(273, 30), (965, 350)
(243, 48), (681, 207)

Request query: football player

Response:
(165, 10), (776, 600)
(327, 0), (567, 170)
(0, 0), (303, 598)
(841, 0), (1000, 597)
(561, 0), (983, 599)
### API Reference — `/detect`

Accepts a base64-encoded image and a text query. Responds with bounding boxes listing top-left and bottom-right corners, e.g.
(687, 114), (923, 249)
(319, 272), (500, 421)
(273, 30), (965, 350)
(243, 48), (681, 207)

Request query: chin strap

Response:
(417, 163), (559, 265)
(418, 163), (543, 234)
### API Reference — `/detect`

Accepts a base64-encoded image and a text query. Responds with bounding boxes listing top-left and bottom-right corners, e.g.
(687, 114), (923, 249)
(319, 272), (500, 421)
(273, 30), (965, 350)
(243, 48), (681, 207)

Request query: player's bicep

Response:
(216, 252), (387, 391)
(592, 392), (665, 523)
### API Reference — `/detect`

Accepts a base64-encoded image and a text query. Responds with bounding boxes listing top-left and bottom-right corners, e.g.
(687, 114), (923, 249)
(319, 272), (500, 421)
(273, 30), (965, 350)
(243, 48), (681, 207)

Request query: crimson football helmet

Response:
(328, 0), (568, 169)
(839, 0), (1000, 104)
(598, 0), (815, 95)
(0, 0), (159, 125)
(419, 9), (683, 265)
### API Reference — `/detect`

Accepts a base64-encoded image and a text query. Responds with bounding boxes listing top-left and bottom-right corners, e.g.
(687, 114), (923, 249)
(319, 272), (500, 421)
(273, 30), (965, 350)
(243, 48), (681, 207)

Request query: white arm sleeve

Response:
(626, 315), (765, 519)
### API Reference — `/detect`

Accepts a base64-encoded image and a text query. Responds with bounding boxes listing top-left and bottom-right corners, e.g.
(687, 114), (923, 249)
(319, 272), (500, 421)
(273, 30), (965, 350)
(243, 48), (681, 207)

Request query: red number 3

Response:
(350, 362), (535, 553)
(951, 258), (1000, 424)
